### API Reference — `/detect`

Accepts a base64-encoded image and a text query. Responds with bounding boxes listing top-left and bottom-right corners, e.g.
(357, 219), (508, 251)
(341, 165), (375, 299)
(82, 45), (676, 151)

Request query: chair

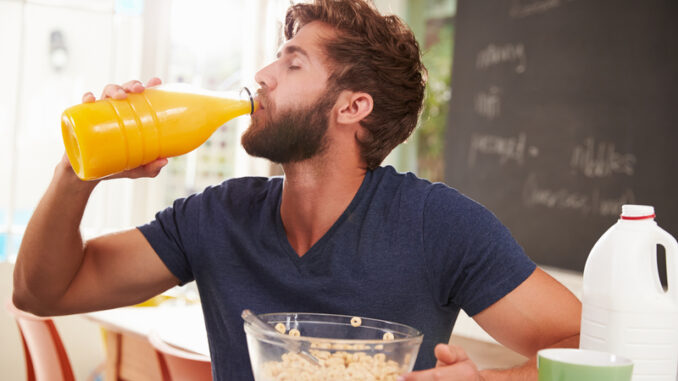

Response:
(5, 300), (75, 381)
(149, 330), (212, 381)
(96, 294), (174, 379)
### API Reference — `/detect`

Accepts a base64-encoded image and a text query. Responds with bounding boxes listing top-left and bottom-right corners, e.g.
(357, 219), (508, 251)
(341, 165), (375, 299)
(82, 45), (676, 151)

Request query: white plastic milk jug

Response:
(580, 205), (678, 381)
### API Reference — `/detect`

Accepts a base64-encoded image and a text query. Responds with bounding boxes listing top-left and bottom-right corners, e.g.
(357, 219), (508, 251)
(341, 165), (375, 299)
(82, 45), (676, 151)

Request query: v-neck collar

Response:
(274, 169), (373, 267)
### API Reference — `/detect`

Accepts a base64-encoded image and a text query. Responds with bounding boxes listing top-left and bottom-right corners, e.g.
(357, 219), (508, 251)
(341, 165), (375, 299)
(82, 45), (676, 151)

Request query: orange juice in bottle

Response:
(61, 84), (258, 180)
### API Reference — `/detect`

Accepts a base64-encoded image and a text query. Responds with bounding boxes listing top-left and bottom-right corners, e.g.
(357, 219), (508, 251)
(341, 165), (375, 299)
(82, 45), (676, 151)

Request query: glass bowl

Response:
(244, 312), (423, 381)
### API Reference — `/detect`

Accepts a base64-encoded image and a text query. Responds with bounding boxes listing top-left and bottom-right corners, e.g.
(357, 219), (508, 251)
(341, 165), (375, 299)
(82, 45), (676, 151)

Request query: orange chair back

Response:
(5, 300), (75, 381)
(149, 331), (212, 381)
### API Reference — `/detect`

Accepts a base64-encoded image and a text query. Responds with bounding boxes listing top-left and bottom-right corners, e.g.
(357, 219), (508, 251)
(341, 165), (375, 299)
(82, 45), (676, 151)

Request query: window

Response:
(0, 0), (287, 261)
(375, 0), (456, 182)
(160, 0), (288, 203)
(406, 0), (456, 182)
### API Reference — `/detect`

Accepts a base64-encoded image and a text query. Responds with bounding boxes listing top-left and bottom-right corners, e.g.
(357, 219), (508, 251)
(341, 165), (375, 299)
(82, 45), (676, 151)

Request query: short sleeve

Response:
(422, 184), (536, 316)
(137, 193), (202, 285)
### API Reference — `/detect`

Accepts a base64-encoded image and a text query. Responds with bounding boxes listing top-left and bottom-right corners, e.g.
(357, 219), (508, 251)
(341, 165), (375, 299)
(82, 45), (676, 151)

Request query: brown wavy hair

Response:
(285, 0), (427, 170)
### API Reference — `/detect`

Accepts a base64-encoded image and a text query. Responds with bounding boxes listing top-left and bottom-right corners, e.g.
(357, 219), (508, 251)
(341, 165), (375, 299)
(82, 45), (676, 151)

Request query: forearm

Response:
(479, 358), (535, 381)
(479, 334), (579, 381)
(13, 161), (99, 313)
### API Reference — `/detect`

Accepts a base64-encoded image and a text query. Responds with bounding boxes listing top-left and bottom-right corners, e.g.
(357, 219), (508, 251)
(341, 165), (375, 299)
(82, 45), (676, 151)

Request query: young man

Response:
(13, 0), (581, 380)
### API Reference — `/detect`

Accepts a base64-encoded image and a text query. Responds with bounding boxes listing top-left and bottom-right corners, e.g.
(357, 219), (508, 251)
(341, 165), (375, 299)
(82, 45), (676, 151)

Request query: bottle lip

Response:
(240, 87), (254, 114)
(620, 204), (655, 220)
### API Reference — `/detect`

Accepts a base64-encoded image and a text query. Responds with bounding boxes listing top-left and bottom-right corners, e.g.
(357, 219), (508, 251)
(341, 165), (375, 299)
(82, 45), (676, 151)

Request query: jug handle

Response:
(654, 226), (678, 302)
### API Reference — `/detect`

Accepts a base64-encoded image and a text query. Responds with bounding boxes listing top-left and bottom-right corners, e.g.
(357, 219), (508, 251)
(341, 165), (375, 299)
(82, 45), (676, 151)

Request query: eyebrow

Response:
(276, 45), (310, 59)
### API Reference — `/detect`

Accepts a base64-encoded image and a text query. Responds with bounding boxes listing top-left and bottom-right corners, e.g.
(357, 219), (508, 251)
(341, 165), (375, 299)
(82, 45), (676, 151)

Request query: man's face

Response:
(241, 88), (337, 164)
(242, 22), (338, 164)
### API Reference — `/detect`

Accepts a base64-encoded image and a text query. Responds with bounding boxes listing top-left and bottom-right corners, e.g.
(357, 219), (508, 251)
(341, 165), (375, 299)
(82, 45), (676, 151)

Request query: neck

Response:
(279, 158), (366, 257)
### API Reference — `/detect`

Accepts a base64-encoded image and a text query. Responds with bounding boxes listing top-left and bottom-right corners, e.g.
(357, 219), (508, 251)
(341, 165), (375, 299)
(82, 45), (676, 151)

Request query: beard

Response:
(241, 89), (338, 164)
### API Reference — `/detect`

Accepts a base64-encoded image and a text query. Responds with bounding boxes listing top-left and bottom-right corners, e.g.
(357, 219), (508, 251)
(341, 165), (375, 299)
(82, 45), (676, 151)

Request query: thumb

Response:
(435, 343), (469, 367)
(106, 157), (168, 180)
(133, 157), (169, 178)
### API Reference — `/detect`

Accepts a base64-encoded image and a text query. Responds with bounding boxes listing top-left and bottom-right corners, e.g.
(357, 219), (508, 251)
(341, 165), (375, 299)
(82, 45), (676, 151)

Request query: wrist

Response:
(53, 159), (100, 195)
(479, 369), (504, 381)
(478, 360), (537, 381)
(478, 370), (491, 381)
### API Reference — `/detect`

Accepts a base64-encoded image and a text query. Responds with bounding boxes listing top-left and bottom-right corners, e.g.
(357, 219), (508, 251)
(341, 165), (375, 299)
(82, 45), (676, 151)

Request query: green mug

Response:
(538, 348), (633, 381)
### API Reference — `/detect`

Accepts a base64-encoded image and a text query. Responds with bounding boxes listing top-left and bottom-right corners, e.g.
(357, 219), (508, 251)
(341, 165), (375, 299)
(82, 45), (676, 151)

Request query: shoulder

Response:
(163, 176), (282, 223)
(371, 165), (435, 203)
(374, 167), (484, 216)
(207, 176), (282, 195)
(373, 165), (431, 189)
(422, 182), (504, 235)
(194, 176), (282, 206)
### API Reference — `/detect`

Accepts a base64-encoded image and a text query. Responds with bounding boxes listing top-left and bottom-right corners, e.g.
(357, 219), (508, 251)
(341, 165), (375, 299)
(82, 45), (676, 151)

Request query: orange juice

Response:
(61, 85), (258, 180)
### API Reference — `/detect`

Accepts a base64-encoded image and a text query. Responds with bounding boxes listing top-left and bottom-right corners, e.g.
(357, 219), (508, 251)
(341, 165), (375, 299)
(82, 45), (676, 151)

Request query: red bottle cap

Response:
(620, 205), (655, 220)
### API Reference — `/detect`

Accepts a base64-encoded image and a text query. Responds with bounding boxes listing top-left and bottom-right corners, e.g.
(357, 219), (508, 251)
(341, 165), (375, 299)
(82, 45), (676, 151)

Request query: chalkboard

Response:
(444, 0), (678, 272)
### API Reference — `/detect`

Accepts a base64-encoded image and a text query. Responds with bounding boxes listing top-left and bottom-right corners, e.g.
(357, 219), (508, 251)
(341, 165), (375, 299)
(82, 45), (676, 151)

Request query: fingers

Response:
(107, 158), (169, 180)
(140, 158), (169, 178)
(399, 363), (479, 381)
(398, 369), (438, 381)
(82, 92), (96, 103)
(92, 77), (163, 101)
(398, 344), (478, 381)
(434, 344), (469, 367)
(121, 79), (145, 93)
(146, 77), (162, 87)
(101, 83), (127, 100)
(124, 158), (168, 179)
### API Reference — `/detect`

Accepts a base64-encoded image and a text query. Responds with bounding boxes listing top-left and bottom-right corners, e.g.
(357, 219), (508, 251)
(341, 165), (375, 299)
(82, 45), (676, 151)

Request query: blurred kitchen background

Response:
(0, 0), (460, 379)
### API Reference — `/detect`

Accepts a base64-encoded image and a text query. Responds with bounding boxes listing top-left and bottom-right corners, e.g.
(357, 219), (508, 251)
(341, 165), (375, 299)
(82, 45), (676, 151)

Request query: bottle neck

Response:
(240, 86), (255, 114)
(617, 217), (657, 229)
(620, 214), (656, 221)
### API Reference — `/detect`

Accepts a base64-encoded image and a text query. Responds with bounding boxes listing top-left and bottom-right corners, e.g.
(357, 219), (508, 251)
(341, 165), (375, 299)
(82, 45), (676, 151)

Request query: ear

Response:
(335, 91), (373, 125)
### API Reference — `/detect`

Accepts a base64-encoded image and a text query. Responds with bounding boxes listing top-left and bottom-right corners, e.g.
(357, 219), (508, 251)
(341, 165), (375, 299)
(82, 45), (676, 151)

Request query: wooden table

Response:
(85, 304), (208, 381)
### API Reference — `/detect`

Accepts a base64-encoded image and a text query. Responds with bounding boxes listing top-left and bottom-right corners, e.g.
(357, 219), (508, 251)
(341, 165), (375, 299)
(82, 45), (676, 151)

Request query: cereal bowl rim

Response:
(243, 312), (424, 346)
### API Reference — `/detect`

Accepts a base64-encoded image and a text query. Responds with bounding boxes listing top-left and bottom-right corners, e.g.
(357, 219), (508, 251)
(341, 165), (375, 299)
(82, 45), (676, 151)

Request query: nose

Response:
(254, 61), (277, 91)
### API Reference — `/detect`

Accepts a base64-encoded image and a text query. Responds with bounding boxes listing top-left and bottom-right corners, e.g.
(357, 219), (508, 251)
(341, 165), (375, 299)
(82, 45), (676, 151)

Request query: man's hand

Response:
(399, 344), (483, 381)
(82, 77), (162, 102)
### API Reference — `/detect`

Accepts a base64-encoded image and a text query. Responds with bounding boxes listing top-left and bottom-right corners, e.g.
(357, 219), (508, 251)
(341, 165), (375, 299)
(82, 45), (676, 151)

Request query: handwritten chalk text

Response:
(476, 43), (527, 74)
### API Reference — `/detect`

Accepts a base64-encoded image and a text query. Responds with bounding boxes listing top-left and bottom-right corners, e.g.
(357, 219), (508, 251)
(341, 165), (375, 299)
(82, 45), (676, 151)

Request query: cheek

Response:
(272, 85), (314, 110)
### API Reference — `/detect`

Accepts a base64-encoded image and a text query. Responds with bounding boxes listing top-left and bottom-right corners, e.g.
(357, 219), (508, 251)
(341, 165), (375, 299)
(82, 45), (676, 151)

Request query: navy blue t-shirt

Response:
(138, 165), (535, 380)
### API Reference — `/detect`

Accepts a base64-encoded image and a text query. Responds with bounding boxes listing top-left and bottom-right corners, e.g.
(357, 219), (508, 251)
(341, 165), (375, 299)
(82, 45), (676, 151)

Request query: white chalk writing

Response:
(523, 173), (589, 212)
(570, 137), (636, 178)
(475, 86), (502, 120)
(523, 173), (636, 216)
(476, 43), (527, 74)
(510, 0), (576, 18)
(468, 132), (527, 167)
(528, 146), (539, 157)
